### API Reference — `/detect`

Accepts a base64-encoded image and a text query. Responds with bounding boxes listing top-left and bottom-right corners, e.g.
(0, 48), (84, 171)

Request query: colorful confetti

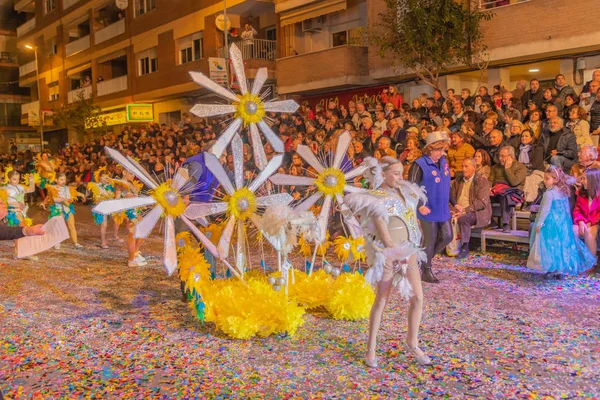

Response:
(0, 206), (598, 398)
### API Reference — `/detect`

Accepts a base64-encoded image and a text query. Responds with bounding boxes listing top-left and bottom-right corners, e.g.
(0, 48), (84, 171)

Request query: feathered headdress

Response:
(3, 166), (14, 185)
(361, 157), (385, 189)
(93, 166), (108, 183)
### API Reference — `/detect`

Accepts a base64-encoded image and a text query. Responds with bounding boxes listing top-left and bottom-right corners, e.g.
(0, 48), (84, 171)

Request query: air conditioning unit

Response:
(302, 17), (324, 32)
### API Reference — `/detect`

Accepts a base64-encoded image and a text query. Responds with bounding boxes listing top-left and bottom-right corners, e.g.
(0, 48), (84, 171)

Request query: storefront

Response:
(300, 84), (388, 111)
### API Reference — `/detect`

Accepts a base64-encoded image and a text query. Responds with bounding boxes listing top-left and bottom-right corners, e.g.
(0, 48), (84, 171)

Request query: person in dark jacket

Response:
(521, 78), (545, 110)
(546, 117), (578, 173)
(450, 157), (492, 258)
(489, 146), (527, 232)
(517, 129), (545, 173)
(590, 87), (600, 137)
(487, 130), (509, 166)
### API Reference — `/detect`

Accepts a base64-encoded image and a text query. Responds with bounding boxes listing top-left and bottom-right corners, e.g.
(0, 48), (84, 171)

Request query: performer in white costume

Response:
(345, 156), (432, 367)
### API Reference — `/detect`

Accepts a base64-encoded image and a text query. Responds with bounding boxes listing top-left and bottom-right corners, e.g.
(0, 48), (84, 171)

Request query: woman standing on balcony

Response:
(382, 85), (404, 111)
(241, 23), (258, 58)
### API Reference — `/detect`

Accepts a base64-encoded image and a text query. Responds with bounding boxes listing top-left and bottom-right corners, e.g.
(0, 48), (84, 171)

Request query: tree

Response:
(368, 0), (493, 89)
(51, 92), (107, 140)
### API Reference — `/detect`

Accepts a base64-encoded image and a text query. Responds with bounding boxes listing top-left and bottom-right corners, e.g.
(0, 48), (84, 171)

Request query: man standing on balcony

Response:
(241, 23), (258, 58)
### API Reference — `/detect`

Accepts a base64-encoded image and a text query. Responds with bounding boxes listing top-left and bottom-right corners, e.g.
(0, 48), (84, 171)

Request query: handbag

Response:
(526, 235), (543, 270)
(446, 217), (461, 257)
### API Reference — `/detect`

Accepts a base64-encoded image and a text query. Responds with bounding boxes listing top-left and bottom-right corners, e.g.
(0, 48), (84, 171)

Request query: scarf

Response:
(518, 144), (532, 165)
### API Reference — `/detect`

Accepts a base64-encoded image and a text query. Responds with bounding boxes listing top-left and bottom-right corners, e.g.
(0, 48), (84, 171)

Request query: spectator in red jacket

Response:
(381, 85), (404, 110)
(573, 168), (600, 255)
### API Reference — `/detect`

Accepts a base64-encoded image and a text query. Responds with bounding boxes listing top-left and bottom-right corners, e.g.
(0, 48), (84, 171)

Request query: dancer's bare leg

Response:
(100, 219), (108, 247)
(366, 274), (394, 364)
(405, 255), (425, 357)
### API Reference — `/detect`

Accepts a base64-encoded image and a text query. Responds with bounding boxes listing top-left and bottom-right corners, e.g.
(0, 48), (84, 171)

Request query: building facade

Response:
(14, 0), (600, 145)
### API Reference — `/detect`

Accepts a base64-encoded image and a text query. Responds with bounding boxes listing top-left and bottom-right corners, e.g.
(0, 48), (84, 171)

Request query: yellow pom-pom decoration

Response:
(175, 231), (196, 252)
(350, 236), (366, 263)
(0, 190), (8, 204)
(226, 187), (257, 221)
(289, 269), (333, 309)
(3, 166), (13, 185)
(150, 181), (186, 218)
(22, 173), (42, 187)
(316, 232), (331, 257)
(297, 235), (312, 257)
(93, 166), (108, 183)
(326, 273), (374, 321)
(23, 218), (33, 227)
(314, 167), (346, 197)
(333, 235), (352, 262)
(202, 223), (223, 246)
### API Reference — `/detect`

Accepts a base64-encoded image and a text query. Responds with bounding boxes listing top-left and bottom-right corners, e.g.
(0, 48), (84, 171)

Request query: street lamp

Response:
(25, 44), (44, 151)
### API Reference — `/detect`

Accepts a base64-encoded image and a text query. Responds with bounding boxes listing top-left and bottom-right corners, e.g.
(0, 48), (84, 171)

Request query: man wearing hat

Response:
(408, 131), (453, 283)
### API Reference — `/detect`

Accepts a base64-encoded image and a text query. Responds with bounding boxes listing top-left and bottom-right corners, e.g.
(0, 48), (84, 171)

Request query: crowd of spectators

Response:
(2, 70), (600, 260)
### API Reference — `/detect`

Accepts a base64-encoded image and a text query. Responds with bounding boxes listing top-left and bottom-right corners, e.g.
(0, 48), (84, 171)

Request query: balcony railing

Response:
(68, 86), (92, 103)
(63, 0), (83, 9)
(21, 101), (39, 116)
(19, 60), (37, 77)
(479, 0), (530, 9)
(218, 39), (277, 61)
(97, 75), (128, 96)
(17, 18), (36, 37)
(95, 19), (125, 45)
(65, 35), (90, 57)
(0, 52), (19, 64)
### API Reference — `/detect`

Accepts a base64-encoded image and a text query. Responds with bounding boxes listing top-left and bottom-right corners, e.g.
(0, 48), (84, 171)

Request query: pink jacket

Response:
(573, 195), (600, 226)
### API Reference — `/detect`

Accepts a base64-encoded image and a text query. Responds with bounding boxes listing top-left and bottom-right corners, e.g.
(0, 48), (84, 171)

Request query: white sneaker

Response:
(54, 244), (61, 250)
(135, 252), (146, 263)
(128, 259), (147, 267)
(74, 243), (83, 249)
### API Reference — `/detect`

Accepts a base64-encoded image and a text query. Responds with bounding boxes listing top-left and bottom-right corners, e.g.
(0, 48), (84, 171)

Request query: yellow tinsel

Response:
(150, 181), (186, 217)
(87, 182), (114, 203)
(23, 218), (33, 227)
(46, 171), (56, 185)
(226, 187), (257, 221)
(314, 167), (346, 197)
(179, 247), (212, 295)
(289, 270), (333, 309)
(112, 212), (127, 225)
(333, 235), (352, 262)
(0, 190), (7, 204)
(3, 166), (13, 185)
(234, 92), (266, 126)
(297, 235), (312, 257)
(317, 232), (332, 257)
(22, 173), (41, 187)
(326, 273), (374, 321)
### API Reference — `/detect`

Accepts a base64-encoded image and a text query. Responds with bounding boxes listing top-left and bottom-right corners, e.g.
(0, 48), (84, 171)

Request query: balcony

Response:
(63, 0), (83, 9)
(65, 35), (90, 57)
(21, 101), (39, 116)
(276, 44), (368, 94)
(19, 60), (37, 77)
(68, 86), (92, 103)
(14, 0), (35, 12)
(218, 39), (277, 61)
(95, 19), (125, 45)
(97, 75), (128, 96)
(17, 18), (36, 38)
(479, 0), (530, 9)
(0, 52), (19, 66)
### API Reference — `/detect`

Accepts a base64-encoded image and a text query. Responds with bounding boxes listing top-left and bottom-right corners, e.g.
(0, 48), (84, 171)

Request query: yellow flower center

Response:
(314, 167), (346, 196)
(151, 181), (186, 217)
(235, 93), (265, 126)
(227, 187), (257, 221)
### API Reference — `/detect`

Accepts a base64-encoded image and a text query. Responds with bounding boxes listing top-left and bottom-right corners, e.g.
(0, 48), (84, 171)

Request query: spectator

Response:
(374, 110), (388, 133)
(518, 129), (545, 204)
(506, 120), (524, 152)
(450, 157), (492, 258)
(512, 80), (527, 100)
(521, 78), (544, 110)
(570, 145), (600, 183)
(461, 88), (474, 109)
(524, 109), (542, 140)
(399, 136), (422, 179)
(563, 94), (579, 120)
(487, 129), (508, 166)
(352, 101), (371, 131)
(542, 88), (563, 115)
(546, 117), (578, 173)
(573, 168), (600, 256)
(489, 146), (527, 232)
(381, 85), (404, 110)
(566, 105), (592, 147)
(471, 117), (495, 149)
(376, 136), (396, 158)
(554, 74), (577, 104)
(474, 149), (491, 180)
(447, 131), (475, 179)
(588, 88), (600, 141)
(582, 69), (600, 94)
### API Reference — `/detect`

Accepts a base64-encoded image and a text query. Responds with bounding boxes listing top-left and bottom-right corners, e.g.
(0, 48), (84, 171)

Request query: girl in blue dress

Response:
(528, 166), (596, 279)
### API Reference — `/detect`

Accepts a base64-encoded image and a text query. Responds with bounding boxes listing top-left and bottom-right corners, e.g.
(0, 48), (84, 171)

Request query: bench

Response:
(479, 210), (532, 253)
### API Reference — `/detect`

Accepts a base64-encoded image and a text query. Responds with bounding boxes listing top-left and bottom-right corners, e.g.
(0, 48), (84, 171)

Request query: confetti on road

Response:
(0, 206), (598, 398)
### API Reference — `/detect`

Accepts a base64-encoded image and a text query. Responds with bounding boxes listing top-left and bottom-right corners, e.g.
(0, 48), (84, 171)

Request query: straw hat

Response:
(423, 131), (450, 149)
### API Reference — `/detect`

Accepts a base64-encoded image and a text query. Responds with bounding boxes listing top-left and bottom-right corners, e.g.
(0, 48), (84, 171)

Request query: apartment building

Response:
(14, 0), (278, 145)
(0, 0), (37, 152)
(276, 0), (600, 107)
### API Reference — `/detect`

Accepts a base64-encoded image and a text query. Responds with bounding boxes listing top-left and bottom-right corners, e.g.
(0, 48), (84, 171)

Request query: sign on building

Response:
(127, 104), (154, 122)
(208, 57), (228, 86)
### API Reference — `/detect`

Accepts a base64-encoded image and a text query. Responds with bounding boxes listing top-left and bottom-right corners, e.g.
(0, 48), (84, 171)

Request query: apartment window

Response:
(332, 31), (348, 47)
(44, 0), (56, 14)
(177, 32), (203, 65)
(137, 48), (158, 76)
(48, 85), (59, 101)
(46, 37), (57, 56)
(135, 0), (156, 17)
(265, 27), (276, 41)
